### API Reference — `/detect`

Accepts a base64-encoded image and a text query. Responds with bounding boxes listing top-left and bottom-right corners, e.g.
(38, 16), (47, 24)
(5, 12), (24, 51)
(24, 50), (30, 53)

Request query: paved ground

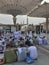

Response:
(4, 52), (49, 65)
(46, 34), (49, 44)
(42, 44), (49, 49)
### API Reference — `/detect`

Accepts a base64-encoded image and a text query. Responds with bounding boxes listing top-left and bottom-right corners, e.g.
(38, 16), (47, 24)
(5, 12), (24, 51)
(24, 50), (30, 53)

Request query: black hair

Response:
(29, 43), (33, 46)
(43, 36), (45, 38)
(20, 37), (24, 40)
(20, 44), (24, 47)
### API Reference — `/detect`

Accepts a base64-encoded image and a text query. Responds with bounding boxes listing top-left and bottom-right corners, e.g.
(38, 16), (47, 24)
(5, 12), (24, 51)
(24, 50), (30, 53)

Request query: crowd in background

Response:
(0, 30), (48, 63)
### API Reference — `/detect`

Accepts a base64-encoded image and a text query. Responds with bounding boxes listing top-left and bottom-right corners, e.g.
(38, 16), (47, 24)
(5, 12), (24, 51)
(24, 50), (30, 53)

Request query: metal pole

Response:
(40, 24), (41, 33)
(13, 16), (16, 25)
(46, 18), (48, 33)
(27, 16), (28, 25)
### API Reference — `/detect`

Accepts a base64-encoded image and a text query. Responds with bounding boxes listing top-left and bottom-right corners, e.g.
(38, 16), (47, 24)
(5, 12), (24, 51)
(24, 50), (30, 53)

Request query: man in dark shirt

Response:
(25, 36), (31, 46)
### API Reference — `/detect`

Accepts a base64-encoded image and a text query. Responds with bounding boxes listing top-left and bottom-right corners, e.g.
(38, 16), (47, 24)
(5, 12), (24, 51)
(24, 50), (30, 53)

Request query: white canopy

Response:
(0, 14), (13, 25)
(16, 15), (46, 25)
(0, 0), (42, 16)
(0, 14), (46, 25)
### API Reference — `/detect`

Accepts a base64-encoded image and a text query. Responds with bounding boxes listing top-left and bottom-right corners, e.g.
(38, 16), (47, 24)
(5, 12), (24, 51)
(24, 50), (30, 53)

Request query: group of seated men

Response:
(0, 30), (48, 62)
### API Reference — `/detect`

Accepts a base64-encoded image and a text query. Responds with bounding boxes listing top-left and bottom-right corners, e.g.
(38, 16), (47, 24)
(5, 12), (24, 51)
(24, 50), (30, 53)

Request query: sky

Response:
(0, 14), (46, 25)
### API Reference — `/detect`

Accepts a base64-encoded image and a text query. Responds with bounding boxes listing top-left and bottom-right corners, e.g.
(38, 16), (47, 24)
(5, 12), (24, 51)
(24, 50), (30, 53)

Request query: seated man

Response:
(37, 36), (43, 45)
(28, 44), (38, 60)
(43, 36), (48, 45)
(33, 36), (38, 45)
(17, 44), (27, 62)
(0, 38), (6, 52)
(29, 38), (33, 44)
(25, 36), (31, 46)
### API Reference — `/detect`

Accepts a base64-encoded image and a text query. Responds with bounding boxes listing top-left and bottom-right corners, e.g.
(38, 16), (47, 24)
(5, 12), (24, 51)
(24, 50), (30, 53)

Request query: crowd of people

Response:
(0, 30), (48, 63)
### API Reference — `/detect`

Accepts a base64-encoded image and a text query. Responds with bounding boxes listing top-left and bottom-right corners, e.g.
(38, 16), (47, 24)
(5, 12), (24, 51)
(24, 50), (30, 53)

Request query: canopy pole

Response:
(27, 16), (28, 25)
(13, 16), (16, 25)
(40, 24), (41, 33)
(46, 18), (48, 33)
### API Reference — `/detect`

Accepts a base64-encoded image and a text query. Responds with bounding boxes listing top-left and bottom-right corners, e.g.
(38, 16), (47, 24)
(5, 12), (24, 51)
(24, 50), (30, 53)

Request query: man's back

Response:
(28, 46), (38, 59)
(17, 47), (27, 61)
